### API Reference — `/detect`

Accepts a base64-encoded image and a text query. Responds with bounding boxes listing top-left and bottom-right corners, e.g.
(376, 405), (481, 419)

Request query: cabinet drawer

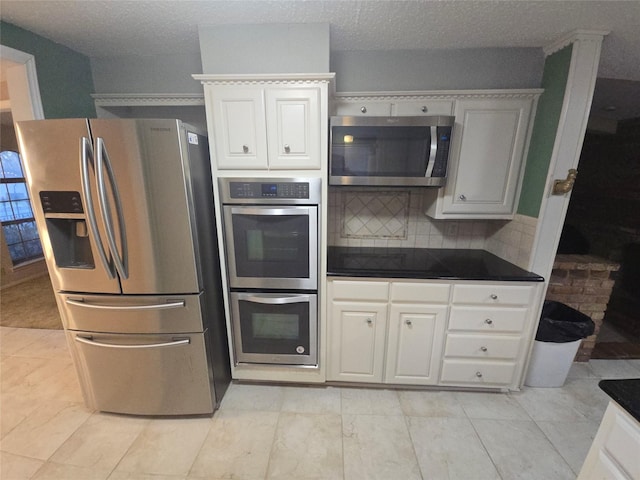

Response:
(452, 284), (533, 306)
(331, 280), (389, 301)
(603, 405), (640, 478)
(444, 333), (522, 360)
(440, 359), (517, 386)
(393, 100), (454, 116)
(448, 306), (527, 333)
(333, 101), (392, 116)
(390, 282), (450, 303)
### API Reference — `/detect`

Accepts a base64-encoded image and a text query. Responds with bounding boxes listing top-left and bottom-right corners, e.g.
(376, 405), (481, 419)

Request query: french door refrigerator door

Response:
(88, 119), (200, 295)
(16, 119), (120, 294)
(67, 329), (214, 415)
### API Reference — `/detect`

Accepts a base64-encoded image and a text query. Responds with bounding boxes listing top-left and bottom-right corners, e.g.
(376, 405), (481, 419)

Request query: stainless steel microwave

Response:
(329, 115), (455, 187)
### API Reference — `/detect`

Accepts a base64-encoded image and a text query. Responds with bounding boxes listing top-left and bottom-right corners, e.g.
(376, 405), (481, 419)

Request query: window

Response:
(0, 150), (43, 265)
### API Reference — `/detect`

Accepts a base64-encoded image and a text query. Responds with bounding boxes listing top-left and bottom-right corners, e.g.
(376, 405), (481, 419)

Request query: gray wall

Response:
(91, 52), (204, 94)
(90, 47), (544, 95)
(331, 48), (544, 92)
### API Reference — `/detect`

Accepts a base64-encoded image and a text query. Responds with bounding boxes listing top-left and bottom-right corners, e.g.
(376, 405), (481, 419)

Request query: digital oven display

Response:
(261, 184), (277, 196)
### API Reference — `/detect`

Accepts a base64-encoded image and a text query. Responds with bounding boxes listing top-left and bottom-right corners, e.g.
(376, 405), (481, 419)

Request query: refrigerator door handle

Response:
(80, 137), (115, 278)
(65, 298), (186, 310)
(75, 336), (190, 349)
(95, 137), (129, 279)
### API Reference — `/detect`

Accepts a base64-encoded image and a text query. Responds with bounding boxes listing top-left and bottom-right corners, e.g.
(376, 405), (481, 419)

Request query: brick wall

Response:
(546, 254), (619, 361)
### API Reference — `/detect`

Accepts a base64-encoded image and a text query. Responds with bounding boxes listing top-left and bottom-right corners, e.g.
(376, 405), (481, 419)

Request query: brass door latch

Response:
(552, 168), (578, 195)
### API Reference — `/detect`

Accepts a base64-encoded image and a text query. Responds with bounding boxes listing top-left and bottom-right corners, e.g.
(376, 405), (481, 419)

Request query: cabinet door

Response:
(209, 87), (268, 170)
(266, 88), (321, 169)
(384, 304), (447, 385)
(440, 97), (533, 216)
(328, 302), (388, 383)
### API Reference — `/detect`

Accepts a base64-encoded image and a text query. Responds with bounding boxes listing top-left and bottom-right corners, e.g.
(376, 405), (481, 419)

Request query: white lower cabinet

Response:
(327, 280), (448, 385)
(578, 401), (640, 480)
(328, 278), (539, 390)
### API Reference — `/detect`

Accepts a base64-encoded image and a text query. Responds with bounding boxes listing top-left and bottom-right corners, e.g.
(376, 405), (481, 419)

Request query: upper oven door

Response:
(223, 205), (318, 290)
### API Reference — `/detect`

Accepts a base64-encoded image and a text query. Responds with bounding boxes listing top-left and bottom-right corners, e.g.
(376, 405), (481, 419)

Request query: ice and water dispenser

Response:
(40, 191), (94, 269)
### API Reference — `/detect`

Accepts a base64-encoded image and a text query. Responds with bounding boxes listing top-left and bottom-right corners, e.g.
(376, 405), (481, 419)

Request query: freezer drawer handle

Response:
(75, 336), (190, 349)
(65, 299), (186, 310)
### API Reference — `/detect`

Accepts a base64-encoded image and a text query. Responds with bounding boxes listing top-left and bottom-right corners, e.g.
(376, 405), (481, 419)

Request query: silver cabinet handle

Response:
(421, 106), (428, 113)
(236, 293), (311, 305)
(484, 318), (493, 325)
(476, 371), (483, 378)
(75, 336), (189, 349)
(80, 137), (114, 278)
(366, 318), (373, 325)
(490, 294), (498, 300)
(284, 144), (290, 153)
(459, 194), (467, 201)
(405, 319), (413, 326)
(66, 299), (185, 310)
(242, 144), (249, 153)
(480, 346), (488, 352)
(95, 137), (128, 279)
(360, 106), (367, 113)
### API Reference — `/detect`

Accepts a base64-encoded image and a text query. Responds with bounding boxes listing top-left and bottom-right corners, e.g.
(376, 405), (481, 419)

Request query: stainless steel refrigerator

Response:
(16, 118), (231, 416)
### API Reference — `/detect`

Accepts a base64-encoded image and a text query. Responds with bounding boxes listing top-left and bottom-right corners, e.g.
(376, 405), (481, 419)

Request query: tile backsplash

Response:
(328, 188), (538, 270)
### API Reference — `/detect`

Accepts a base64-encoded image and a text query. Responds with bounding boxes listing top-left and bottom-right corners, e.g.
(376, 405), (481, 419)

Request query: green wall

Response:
(1, 21), (96, 118)
(517, 45), (573, 217)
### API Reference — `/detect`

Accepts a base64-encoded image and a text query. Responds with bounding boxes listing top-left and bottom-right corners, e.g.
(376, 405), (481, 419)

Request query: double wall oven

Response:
(219, 178), (321, 366)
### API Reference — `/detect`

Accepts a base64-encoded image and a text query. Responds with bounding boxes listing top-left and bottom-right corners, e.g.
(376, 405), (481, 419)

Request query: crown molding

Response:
(333, 89), (544, 102)
(193, 73), (335, 86)
(91, 93), (204, 107)
(543, 29), (610, 57)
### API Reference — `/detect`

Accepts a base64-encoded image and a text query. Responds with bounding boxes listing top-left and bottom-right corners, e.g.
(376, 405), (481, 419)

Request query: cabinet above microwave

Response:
(329, 115), (455, 187)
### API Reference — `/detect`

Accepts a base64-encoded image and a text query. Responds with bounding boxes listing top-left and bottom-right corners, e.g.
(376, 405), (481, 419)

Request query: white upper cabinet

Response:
(425, 93), (540, 219)
(198, 74), (333, 172)
(333, 96), (454, 117)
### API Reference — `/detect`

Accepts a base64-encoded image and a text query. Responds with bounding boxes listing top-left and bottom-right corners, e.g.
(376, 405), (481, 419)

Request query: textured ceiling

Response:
(1, 0), (640, 81)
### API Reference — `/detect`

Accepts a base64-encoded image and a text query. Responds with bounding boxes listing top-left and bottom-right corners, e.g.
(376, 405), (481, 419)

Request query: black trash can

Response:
(525, 301), (595, 387)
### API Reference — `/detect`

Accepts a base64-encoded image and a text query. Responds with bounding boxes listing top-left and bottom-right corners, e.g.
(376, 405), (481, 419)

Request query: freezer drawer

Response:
(68, 330), (214, 415)
(58, 293), (205, 334)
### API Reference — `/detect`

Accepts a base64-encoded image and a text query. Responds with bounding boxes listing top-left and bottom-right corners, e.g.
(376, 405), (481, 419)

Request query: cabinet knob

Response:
(476, 371), (483, 378)
(242, 144), (249, 153)
(484, 318), (493, 325)
(480, 346), (488, 352)
(284, 144), (290, 153)
(459, 194), (467, 201)
(421, 106), (428, 113)
(405, 319), (412, 326)
(360, 106), (367, 113)
(366, 318), (373, 325)
(490, 294), (498, 300)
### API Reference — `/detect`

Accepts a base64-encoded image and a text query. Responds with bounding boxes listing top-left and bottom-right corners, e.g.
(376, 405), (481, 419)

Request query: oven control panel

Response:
(229, 182), (310, 199)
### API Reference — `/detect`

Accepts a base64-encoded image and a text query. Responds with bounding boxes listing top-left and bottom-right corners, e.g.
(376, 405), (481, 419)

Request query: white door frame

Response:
(529, 30), (608, 279)
(0, 44), (44, 121)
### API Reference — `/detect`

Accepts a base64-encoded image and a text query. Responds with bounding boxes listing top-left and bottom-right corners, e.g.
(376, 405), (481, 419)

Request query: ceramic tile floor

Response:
(2, 326), (640, 480)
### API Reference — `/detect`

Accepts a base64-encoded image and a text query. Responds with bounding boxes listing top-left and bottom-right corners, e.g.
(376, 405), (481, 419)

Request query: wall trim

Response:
(543, 29), (610, 57)
(193, 73), (335, 86)
(92, 93), (205, 107)
(334, 89), (544, 101)
(0, 44), (44, 120)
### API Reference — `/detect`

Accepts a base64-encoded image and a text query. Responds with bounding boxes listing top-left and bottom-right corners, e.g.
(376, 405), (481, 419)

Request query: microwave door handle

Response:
(237, 293), (311, 305)
(80, 137), (115, 278)
(95, 137), (129, 279)
(424, 126), (438, 177)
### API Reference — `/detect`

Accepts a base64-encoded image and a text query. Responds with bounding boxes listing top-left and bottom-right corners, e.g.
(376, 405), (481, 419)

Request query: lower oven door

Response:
(230, 292), (317, 366)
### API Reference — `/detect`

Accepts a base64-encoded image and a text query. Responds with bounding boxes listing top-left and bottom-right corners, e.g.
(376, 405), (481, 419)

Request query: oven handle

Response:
(236, 293), (312, 305)
(229, 207), (312, 216)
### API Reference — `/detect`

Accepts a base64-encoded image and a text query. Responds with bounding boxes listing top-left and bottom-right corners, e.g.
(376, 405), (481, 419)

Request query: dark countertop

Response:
(599, 379), (640, 422)
(327, 247), (544, 282)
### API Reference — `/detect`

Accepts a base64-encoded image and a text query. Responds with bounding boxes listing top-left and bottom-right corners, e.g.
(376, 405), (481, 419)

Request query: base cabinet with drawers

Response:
(327, 278), (541, 390)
